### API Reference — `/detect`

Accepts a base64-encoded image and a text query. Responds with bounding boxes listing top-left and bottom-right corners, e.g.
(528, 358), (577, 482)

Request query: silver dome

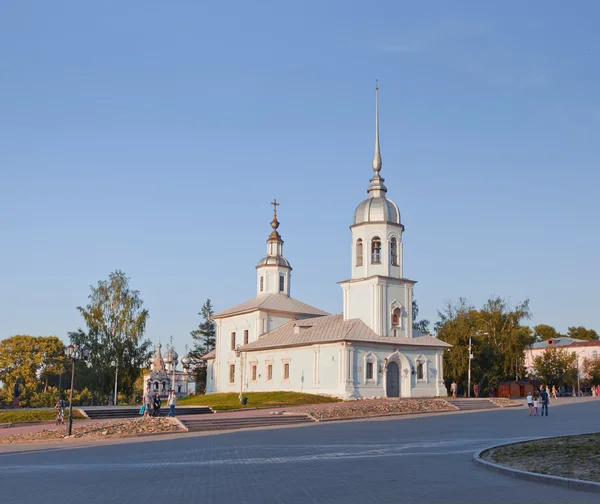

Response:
(163, 346), (179, 364)
(354, 196), (401, 225)
(257, 256), (291, 267)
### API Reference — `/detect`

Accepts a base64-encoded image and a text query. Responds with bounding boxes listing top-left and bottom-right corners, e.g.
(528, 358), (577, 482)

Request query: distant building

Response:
(202, 88), (450, 399)
(144, 343), (194, 399)
(524, 337), (600, 379)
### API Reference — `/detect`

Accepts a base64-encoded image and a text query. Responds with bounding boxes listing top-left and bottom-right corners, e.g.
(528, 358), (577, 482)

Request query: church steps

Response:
(446, 399), (499, 411)
(82, 406), (213, 420)
(181, 414), (315, 432)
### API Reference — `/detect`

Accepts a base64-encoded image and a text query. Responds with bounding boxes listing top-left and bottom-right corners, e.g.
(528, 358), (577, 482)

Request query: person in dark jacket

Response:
(540, 386), (550, 416)
(152, 392), (161, 417)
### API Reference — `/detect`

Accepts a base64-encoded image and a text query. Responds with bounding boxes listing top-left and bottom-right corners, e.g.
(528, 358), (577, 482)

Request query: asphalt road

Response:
(1, 400), (599, 504)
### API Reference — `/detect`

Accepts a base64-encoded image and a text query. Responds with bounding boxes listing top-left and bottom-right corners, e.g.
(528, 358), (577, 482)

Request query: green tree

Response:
(188, 299), (216, 393)
(532, 348), (578, 388)
(566, 326), (599, 341)
(73, 270), (152, 402)
(412, 299), (430, 334)
(582, 356), (600, 385)
(435, 298), (479, 394)
(533, 324), (561, 342)
(436, 296), (533, 394)
(0, 335), (65, 406)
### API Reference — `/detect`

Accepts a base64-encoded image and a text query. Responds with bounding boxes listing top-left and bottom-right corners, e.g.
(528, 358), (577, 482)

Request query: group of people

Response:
(526, 385), (550, 416)
(449, 381), (494, 398)
(142, 388), (177, 418)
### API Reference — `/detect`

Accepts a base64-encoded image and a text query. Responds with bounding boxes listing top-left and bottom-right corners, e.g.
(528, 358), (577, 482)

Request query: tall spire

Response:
(367, 81), (387, 197)
(372, 80), (382, 173)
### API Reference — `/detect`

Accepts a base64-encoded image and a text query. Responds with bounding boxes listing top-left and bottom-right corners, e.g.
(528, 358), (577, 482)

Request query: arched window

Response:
(260, 276), (264, 292)
(390, 237), (398, 266)
(391, 307), (401, 326)
(356, 239), (363, 266)
(371, 237), (381, 264)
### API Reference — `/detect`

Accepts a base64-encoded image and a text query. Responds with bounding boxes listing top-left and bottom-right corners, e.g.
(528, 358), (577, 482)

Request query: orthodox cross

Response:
(271, 198), (280, 218)
(169, 335), (174, 348)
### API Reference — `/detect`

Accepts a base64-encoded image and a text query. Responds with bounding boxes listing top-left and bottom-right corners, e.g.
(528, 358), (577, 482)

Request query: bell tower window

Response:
(260, 276), (264, 292)
(279, 275), (285, 292)
(390, 237), (398, 266)
(356, 239), (363, 267)
(371, 237), (381, 264)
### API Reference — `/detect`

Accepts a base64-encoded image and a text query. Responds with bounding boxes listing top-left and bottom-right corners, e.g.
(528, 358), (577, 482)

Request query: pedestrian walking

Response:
(526, 392), (533, 416)
(540, 386), (549, 416)
(552, 385), (557, 399)
(143, 387), (153, 417)
(450, 381), (457, 398)
(473, 383), (480, 398)
(489, 386), (495, 398)
(533, 396), (539, 416)
(168, 390), (177, 417)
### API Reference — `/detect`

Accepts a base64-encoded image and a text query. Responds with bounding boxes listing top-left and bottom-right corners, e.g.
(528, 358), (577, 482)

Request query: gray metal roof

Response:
(213, 293), (329, 319)
(530, 337), (587, 349)
(240, 313), (451, 351)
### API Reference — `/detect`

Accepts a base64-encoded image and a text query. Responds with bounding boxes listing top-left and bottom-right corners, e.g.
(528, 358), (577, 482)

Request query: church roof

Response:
(240, 313), (451, 351)
(213, 293), (329, 319)
(201, 349), (216, 360)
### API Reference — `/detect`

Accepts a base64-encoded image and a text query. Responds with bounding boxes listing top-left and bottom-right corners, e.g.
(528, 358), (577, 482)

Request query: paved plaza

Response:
(1, 399), (599, 503)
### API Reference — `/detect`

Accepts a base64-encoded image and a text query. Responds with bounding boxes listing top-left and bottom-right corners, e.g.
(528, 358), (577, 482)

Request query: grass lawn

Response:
(483, 433), (600, 483)
(178, 391), (340, 410)
(0, 409), (86, 424)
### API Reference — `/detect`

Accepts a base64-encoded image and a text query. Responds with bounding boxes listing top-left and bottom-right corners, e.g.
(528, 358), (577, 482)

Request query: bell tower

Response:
(256, 199), (292, 296)
(339, 84), (415, 337)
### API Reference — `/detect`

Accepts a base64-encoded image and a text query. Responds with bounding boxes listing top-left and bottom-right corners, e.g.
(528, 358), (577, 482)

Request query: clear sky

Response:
(1, 1), (599, 354)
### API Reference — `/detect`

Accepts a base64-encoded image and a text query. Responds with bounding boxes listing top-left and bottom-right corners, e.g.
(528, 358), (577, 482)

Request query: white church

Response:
(203, 88), (449, 399)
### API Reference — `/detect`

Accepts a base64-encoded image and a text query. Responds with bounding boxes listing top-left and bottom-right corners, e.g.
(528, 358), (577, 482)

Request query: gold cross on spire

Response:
(271, 198), (280, 218)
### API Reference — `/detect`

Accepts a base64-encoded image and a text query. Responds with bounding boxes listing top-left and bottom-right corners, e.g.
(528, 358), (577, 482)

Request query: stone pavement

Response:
(0, 398), (599, 503)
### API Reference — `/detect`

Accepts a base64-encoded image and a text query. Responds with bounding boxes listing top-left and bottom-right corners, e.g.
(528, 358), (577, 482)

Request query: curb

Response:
(473, 435), (600, 494)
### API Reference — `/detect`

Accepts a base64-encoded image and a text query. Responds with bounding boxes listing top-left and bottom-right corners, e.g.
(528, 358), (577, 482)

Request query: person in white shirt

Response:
(526, 393), (533, 416)
(533, 397), (539, 416)
(167, 390), (177, 417)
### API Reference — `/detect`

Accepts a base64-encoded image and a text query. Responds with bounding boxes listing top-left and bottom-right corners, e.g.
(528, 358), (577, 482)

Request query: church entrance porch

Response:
(386, 361), (400, 397)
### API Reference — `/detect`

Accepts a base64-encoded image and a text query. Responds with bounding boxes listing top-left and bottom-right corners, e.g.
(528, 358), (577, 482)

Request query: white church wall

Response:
(351, 345), (442, 398)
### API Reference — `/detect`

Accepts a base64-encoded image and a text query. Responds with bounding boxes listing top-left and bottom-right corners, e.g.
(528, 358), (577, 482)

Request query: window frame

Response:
(260, 276), (264, 292)
(244, 329), (249, 345)
(364, 352), (378, 384)
(230, 332), (236, 351)
(390, 237), (398, 266)
(229, 364), (236, 384)
(356, 239), (363, 267)
(371, 237), (382, 264)
(279, 275), (285, 292)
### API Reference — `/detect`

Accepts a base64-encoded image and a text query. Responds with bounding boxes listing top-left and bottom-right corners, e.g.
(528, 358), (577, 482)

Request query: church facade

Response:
(203, 88), (449, 399)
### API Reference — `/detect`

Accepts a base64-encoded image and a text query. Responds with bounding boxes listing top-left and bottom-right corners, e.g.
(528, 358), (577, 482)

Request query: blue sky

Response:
(1, 1), (599, 354)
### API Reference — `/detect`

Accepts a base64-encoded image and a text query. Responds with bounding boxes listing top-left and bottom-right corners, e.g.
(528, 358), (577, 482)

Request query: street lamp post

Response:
(65, 343), (90, 437)
(468, 331), (488, 398)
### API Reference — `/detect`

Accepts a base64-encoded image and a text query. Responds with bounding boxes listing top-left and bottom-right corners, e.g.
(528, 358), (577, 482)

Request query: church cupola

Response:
(256, 199), (292, 296)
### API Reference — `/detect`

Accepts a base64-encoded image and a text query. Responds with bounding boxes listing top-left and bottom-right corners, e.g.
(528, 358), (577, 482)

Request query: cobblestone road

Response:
(1, 399), (599, 503)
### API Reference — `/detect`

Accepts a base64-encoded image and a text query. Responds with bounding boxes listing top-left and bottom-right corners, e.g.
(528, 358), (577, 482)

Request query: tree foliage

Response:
(0, 335), (65, 406)
(436, 296), (533, 394)
(532, 348), (578, 388)
(188, 299), (216, 393)
(533, 324), (561, 342)
(582, 356), (600, 385)
(412, 299), (430, 334)
(566, 326), (599, 341)
(72, 270), (152, 401)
